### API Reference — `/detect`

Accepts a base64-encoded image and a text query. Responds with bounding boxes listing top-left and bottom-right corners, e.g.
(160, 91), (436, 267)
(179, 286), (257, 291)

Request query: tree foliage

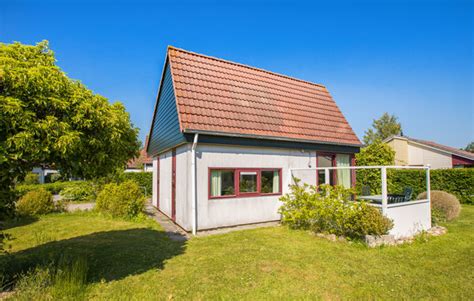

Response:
(363, 112), (402, 145)
(0, 41), (140, 218)
(464, 141), (474, 153)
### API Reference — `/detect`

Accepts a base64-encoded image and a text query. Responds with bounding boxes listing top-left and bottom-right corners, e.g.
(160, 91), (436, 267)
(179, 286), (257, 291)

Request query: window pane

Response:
(261, 170), (280, 193)
(239, 171), (257, 193)
(317, 155), (335, 185)
(211, 170), (235, 197)
(336, 154), (351, 188)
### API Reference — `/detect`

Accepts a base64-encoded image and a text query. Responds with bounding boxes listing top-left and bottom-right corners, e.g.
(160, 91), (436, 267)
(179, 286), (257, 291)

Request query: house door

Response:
(171, 148), (176, 221)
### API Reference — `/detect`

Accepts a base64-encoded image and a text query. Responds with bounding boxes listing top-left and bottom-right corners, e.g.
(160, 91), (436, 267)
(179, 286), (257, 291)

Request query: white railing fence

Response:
(288, 165), (432, 238)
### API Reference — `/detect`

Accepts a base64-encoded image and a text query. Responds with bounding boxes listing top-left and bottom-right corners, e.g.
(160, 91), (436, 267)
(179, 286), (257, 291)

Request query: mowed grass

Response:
(2, 207), (474, 300)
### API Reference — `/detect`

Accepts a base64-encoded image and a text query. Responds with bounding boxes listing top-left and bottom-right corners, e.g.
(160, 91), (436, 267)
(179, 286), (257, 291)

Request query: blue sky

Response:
(2, 0), (473, 148)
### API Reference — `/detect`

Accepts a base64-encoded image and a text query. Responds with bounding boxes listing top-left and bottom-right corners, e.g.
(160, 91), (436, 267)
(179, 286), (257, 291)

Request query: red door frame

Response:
(171, 148), (176, 221)
(315, 152), (356, 188)
(156, 155), (160, 209)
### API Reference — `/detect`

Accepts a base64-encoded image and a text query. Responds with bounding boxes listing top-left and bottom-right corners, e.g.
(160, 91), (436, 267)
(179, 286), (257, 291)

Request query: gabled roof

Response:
(128, 136), (153, 168)
(385, 135), (474, 160)
(150, 46), (362, 148)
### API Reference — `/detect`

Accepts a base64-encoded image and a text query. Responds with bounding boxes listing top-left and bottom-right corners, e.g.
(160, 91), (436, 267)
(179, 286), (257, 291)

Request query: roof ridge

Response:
(167, 45), (327, 89)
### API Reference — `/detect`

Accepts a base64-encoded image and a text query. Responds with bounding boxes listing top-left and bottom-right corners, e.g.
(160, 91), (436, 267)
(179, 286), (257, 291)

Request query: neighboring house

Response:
(146, 46), (362, 233)
(384, 135), (474, 169)
(126, 136), (153, 172)
(31, 166), (59, 184)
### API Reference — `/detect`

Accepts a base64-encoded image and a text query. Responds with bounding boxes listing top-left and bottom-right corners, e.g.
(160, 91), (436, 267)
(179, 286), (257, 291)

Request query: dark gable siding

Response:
(147, 61), (186, 156)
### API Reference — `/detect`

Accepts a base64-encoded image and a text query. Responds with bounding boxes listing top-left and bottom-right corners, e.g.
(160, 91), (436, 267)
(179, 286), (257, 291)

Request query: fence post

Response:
(426, 164), (431, 225)
(381, 166), (387, 215)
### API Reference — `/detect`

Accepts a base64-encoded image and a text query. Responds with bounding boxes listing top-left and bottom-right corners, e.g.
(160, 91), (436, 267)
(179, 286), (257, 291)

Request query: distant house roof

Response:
(157, 46), (361, 146)
(128, 136), (153, 169)
(385, 135), (474, 160)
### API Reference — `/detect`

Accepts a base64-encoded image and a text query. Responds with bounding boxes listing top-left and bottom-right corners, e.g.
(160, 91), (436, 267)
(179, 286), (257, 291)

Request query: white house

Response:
(384, 135), (474, 169)
(146, 47), (362, 233)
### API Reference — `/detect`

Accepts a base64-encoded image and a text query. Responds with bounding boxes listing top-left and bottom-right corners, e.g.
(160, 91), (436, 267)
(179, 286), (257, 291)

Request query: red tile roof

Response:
(167, 46), (361, 146)
(408, 137), (474, 160)
(128, 136), (153, 168)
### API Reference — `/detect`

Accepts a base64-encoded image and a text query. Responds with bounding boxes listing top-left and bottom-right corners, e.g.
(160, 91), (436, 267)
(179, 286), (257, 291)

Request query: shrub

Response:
(355, 142), (395, 195)
(122, 172), (152, 196)
(23, 173), (40, 185)
(418, 190), (461, 223)
(60, 183), (97, 202)
(16, 188), (57, 216)
(95, 180), (145, 218)
(46, 173), (61, 183)
(15, 181), (91, 197)
(279, 179), (393, 238)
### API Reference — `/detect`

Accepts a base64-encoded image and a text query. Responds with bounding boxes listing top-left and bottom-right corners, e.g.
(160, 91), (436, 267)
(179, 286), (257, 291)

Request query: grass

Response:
(1, 207), (474, 300)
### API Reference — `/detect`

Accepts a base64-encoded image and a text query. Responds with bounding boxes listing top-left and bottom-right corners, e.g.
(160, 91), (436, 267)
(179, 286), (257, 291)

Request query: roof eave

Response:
(183, 129), (363, 148)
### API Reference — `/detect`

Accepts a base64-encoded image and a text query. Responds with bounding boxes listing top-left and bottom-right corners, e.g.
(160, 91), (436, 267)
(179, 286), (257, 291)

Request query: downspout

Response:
(191, 133), (199, 236)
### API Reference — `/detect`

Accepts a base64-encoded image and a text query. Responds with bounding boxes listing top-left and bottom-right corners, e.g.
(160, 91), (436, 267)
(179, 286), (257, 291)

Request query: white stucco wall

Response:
(175, 144), (190, 229)
(385, 200), (431, 238)
(152, 157), (158, 207)
(193, 144), (317, 230)
(407, 143), (452, 169)
(158, 150), (173, 217)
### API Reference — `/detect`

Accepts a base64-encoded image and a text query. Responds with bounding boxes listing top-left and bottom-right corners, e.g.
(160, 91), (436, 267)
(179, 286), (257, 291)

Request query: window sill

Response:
(209, 192), (282, 200)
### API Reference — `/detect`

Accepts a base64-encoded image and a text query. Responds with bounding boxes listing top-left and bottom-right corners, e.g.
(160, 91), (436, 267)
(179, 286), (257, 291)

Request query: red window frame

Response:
(208, 168), (282, 199)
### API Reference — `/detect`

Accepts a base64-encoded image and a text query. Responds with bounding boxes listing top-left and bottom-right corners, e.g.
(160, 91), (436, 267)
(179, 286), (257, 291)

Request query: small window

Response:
(210, 170), (235, 197)
(261, 170), (280, 193)
(209, 168), (282, 199)
(239, 171), (257, 193)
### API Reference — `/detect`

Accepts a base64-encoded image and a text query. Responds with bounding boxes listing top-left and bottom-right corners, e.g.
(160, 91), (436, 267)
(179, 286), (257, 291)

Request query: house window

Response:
(239, 171), (258, 193)
(210, 170), (235, 197)
(209, 168), (281, 199)
(261, 170), (280, 193)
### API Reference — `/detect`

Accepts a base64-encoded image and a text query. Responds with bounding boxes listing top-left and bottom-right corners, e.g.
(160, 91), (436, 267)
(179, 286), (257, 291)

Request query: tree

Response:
(0, 41), (140, 218)
(464, 142), (474, 153)
(363, 113), (402, 145)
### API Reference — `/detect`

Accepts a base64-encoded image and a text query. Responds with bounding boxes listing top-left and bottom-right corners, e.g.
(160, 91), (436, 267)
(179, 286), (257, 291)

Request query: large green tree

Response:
(0, 41), (140, 218)
(363, 113), (402, 145)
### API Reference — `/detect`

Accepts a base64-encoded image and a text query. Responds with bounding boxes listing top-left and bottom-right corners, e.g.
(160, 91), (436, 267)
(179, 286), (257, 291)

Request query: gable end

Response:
(147, 60), (186, 156)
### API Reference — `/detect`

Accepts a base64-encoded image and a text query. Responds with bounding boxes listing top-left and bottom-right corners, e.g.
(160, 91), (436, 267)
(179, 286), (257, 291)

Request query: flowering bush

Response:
(279, 179), (393, 238)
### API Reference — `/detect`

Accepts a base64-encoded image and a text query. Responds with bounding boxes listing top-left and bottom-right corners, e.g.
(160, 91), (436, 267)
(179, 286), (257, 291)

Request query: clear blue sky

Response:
(2, 0), (473, 148)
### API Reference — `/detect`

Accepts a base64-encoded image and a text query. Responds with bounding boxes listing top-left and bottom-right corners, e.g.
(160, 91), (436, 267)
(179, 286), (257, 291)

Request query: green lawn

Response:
(2, 207), (474, 300)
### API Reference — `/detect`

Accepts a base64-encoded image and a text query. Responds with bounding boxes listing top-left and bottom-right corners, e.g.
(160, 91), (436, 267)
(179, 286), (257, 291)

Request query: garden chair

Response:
(361, 185), (371, 196)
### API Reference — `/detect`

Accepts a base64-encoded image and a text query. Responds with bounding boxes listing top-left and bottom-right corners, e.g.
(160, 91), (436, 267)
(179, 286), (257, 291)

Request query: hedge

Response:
(122, 172), (152, 196)
(15, 181), (90, 197)
(388, 168), (474, 204)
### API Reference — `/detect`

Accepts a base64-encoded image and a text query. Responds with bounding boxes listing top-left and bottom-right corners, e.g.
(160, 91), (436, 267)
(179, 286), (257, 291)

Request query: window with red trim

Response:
(209, 168), (282, 199)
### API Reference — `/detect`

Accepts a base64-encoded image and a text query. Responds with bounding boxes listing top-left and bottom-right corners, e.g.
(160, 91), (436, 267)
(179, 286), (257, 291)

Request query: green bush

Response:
(15, 188), (57, 216)
(388, 169), (474, 204)
(46, 173), (61, 183)
(60, 183), (97, 202)
(279, 180), (393, 238)
(418, 190), (461, 223)
(15, 181), (90, 197)
(122, 172), (152, 196)
(23, 173), (40, 185)
(95, 180), (145, 218)
(355, 141), (395, 195)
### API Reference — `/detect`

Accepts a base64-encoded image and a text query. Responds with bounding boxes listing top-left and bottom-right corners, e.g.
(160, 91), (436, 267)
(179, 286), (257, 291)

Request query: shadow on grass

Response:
(1, 216), (39, 231)
(1, 228), (186, 287)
